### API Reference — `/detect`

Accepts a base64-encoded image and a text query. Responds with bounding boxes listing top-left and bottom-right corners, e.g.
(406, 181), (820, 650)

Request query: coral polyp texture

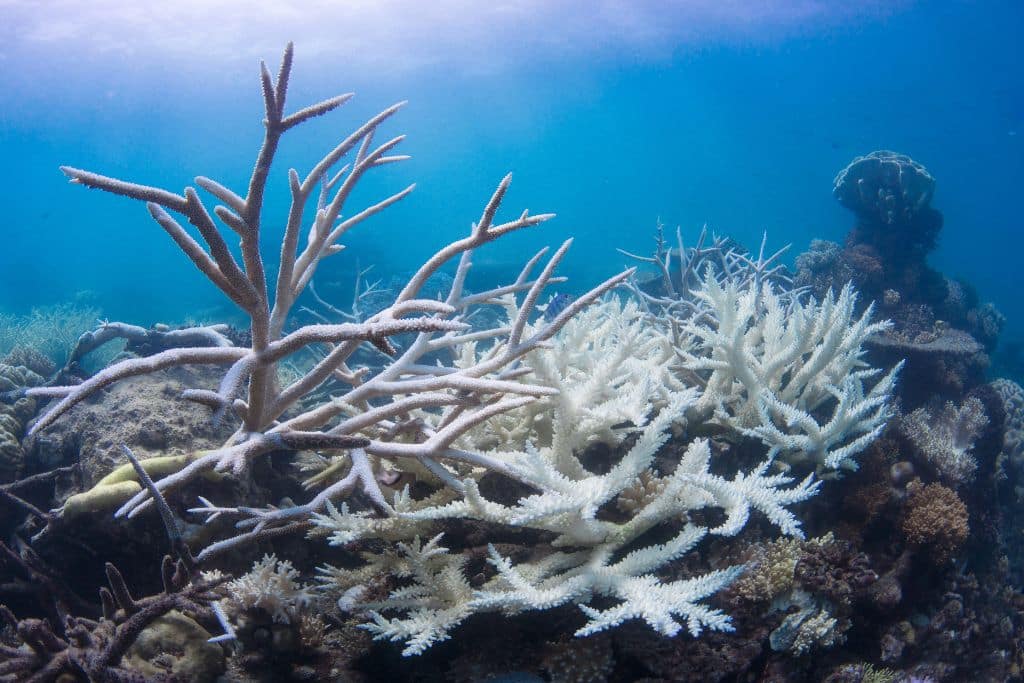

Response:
(833, 150), (935, 228)
(10, 43), (986, 681)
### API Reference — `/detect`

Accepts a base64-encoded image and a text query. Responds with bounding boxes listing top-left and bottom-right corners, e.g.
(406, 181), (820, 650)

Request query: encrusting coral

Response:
(2, 44), (906, 660)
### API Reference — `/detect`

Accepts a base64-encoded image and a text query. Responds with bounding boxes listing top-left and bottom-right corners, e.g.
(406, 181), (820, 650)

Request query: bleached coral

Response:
(679, 273), (901, 471)
(455, 296), (681, 457)
(302, 266), (904, 655)
(220, 554), (316, 624)
(901, 397), (987, 486)
(769, 589), (845, 655)
(318, 384), (818, 654)
(12, 43), (904, 659)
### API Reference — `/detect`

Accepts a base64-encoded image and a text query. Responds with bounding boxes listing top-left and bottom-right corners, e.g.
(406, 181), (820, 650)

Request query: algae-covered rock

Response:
(32, 366), (234, 502)
(124, 609), (225, 682)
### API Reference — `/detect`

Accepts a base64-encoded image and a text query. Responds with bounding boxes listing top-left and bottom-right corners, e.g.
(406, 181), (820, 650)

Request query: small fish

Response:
(542, 293), (574, 322)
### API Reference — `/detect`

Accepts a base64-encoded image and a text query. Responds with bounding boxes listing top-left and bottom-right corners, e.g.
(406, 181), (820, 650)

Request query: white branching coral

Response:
(454, 296), (681, 457)
(679, 273), (901, 470)
(220, 554), (316, 624)
(303, 263), (903, 654)
(317, 385), (819, 655)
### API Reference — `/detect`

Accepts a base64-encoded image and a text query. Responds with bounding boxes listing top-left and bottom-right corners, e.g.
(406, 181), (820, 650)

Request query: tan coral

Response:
(0, 362), (43, 482)
(900, 397), (987, 486)
(901, 481), (969, 562)
(731, 534), (833, 604)
(616, 469), (667, 513)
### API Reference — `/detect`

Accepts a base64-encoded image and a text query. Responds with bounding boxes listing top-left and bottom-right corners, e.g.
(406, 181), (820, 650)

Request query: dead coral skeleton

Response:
(617, 222), (794, 322)
(11, 43), (627, 555)
(0, 555), (225, 683)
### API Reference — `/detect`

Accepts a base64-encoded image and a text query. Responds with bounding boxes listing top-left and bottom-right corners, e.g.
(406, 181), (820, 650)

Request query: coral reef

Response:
(1, 43), (1023, 683)
(678, 276), (900, 471)
(0, 362), (43, 482)
(0, 302), (103, 367)
(798, 151), (1004, 417)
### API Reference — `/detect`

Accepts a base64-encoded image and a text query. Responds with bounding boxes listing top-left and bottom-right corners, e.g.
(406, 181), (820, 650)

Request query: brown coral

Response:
(729, 537), (806, 603)
(794, 538), (878, 607)
(901, 481), (969, 563)
(541, 634), (614, 683)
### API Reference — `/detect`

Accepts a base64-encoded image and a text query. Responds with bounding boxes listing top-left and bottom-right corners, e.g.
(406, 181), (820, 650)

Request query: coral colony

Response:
(1, 45), (1023, 682)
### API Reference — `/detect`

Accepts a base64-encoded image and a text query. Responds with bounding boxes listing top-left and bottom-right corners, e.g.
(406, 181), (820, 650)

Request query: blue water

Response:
(1, 1), (1021, 343)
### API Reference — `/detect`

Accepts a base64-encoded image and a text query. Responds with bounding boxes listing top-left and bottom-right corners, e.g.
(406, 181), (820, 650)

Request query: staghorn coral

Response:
(453, 296), (683, 457)
(679, 273), (901, 471)
(31, 366), (235, 519)
(900, 397), (988, 486)
(900, 481), (969, 563)
(6, 43), (904, 661)
(317, 390), (821, 655)
(313, 274), (896, 654)
(618, 222), (793, 318)
(13, 44), (629, 560)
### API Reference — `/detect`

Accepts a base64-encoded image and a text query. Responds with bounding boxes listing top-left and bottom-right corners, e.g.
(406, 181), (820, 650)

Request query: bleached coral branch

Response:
(19, 44), (632, 547)
(679, 273), (900, 471)
(321, 390), (819, 654)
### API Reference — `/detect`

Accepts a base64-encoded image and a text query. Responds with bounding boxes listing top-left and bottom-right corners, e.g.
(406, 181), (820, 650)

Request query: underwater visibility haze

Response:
(0, 1), (1023, 681)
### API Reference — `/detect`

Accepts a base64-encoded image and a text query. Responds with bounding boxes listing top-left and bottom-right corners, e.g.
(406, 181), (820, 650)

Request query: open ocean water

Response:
(1, 2), (1021, 354)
